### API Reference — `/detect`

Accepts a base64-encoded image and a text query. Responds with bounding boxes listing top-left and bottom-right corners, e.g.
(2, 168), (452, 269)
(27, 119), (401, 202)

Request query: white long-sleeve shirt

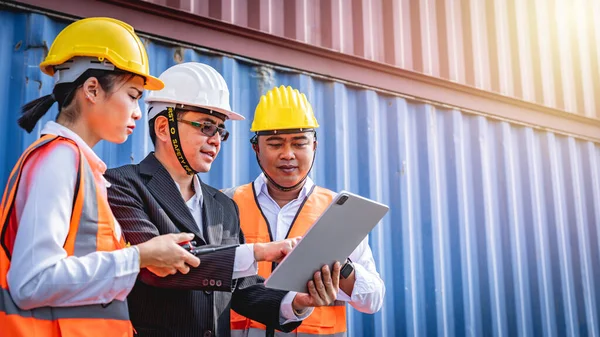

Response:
(254, 173), (386, 314)
(7, 121), (140, 310)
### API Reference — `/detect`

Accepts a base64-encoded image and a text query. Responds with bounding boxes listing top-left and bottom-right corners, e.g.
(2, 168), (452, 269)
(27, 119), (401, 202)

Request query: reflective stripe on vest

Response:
(228, 183), (347, 337)
(0, 287), (129, 320)
(0, 135), (132, 337)
(231, 328), (346, 337)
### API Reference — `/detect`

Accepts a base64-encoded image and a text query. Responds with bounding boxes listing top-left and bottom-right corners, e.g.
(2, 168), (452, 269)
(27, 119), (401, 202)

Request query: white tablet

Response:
(264, 191), (389, 293)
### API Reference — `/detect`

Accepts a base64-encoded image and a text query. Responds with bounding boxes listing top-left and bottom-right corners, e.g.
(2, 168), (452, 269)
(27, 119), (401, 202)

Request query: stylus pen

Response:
(190, 244), (239, 256)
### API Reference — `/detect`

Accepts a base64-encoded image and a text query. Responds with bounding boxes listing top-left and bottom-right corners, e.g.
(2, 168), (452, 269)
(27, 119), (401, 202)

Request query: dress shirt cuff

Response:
(279, 291), (313, 325)
(232, 244), (258, 280)
(112, 246), (141, 299)
(337, 262), (375, 301)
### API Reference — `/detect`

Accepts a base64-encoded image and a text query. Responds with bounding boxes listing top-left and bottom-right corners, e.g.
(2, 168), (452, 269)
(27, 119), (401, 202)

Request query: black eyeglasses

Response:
(178, 119), (230, 141)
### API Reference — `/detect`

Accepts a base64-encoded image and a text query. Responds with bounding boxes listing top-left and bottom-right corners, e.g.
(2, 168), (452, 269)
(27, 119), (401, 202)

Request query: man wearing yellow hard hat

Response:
(0, 17), (199, 337)
(225, 86), (386, 336)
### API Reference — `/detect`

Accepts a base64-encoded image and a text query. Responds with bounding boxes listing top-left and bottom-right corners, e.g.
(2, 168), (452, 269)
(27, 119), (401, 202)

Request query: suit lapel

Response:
(140, 154), (205, 243)
(200, 181), (223, 245)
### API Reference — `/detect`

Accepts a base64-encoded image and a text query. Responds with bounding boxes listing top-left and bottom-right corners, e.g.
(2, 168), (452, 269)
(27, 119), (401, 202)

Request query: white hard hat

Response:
(145, 62), (244, 120)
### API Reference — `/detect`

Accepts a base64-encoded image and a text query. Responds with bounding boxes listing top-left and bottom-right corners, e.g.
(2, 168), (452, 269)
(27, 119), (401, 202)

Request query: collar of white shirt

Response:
(174, 174), (204, 211)
(253, 172), (314, 202)
(41, 121), (107, 174)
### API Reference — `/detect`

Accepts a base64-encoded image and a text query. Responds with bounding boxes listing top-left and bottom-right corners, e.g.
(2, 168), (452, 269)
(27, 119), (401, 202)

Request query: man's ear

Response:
(251, 135), (260, 153)
(313, 140), (318, 151)
(154, 115), (171, 143)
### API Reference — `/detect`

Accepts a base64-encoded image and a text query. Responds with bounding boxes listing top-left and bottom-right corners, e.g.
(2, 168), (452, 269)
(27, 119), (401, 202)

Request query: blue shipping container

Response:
(1, 8), (600, 337)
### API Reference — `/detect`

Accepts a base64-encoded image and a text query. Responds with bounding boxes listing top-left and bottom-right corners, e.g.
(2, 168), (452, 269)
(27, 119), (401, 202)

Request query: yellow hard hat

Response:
(251, 85), (319, 132)
(39, 17), (163, 90)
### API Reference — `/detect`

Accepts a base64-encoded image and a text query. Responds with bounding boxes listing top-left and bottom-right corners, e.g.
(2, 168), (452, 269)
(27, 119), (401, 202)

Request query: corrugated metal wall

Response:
(2, 9), (600, 337)
(140, 0), (600, 119)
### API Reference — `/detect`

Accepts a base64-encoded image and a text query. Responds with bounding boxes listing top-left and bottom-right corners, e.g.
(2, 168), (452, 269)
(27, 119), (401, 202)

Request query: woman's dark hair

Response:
(18, 69), (134, 133)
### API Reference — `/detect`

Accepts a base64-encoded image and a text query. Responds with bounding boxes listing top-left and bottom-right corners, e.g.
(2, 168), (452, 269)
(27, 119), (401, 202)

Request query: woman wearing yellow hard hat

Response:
(0, 17), (200, 337)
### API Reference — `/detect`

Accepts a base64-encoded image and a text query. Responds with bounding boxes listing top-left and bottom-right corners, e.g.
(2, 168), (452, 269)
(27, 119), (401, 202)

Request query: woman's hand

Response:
(137, 233), (201, 276)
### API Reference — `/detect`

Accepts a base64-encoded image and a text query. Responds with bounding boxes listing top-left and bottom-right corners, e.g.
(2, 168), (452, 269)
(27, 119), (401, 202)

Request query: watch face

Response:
(341, 262), (353, 279)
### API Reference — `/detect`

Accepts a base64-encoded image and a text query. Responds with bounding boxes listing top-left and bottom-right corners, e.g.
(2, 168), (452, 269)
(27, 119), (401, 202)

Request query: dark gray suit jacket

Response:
(105, 153), (300, 337)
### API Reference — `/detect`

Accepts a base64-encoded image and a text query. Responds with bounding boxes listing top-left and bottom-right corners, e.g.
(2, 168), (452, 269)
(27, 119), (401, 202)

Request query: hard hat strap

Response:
(165, 107), (198, 176)
(256, 153), (316, 192)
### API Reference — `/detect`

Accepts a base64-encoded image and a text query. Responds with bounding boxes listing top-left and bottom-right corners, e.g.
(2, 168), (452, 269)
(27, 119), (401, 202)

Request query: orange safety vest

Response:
(225, 183), (347, 337)
(0, 135), (132, 337)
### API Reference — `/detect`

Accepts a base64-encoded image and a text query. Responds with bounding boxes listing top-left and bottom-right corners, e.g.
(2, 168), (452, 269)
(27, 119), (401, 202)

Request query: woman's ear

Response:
(82, 77), (100, 103)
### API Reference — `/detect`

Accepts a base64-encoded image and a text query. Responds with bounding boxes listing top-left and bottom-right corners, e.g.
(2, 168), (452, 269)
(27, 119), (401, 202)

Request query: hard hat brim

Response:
(144, 75), (164, 90)
(250, 125), (319, 133)
(208, 106), (245, 121)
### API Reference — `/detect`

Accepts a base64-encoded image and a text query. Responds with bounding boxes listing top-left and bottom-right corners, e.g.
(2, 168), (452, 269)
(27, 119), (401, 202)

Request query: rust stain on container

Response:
(173, 47), (184, 63)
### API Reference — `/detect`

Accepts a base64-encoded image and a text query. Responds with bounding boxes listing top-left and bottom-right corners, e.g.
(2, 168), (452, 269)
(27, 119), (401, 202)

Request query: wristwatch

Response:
(340, 259), (354, 279)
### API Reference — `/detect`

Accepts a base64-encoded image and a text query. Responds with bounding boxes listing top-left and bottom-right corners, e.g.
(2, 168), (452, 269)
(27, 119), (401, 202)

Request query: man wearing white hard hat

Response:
(105, 62), (340, 337)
